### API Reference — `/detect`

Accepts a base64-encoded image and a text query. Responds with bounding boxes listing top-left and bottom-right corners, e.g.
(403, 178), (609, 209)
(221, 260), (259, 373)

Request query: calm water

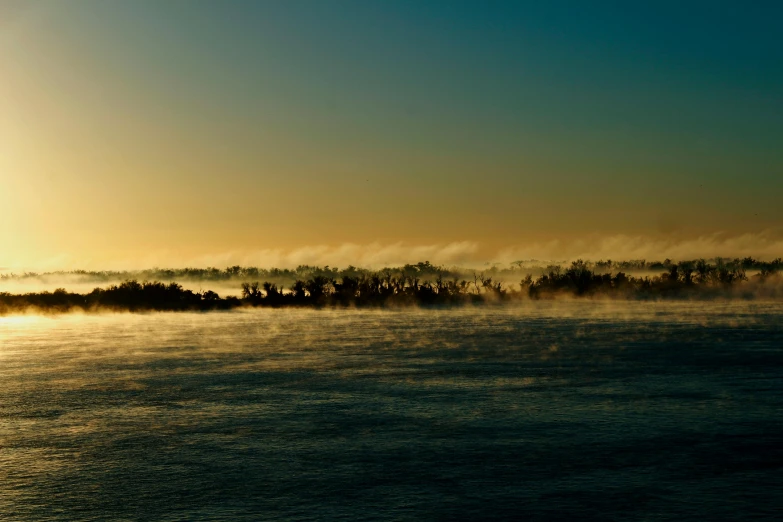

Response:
(1, 302), (782, 521)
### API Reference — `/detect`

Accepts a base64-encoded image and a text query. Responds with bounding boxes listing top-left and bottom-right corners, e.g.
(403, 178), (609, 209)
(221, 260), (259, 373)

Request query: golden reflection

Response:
(0, 314), (42, 327)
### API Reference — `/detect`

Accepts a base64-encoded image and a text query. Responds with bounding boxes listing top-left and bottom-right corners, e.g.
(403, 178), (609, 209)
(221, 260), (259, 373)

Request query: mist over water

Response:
(1, 302), (782, 520)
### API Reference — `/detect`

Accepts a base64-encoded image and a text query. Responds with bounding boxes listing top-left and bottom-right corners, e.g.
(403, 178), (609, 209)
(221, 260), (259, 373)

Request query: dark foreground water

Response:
(1, 302), (782, 521)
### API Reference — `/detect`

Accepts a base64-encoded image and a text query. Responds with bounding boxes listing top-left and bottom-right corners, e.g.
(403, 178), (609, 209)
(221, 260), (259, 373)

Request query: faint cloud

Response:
(10, 232), (783, 273)
(497, 231), (783, 263)
(230, 241), (483, 269)
(24, 241), (482, 271)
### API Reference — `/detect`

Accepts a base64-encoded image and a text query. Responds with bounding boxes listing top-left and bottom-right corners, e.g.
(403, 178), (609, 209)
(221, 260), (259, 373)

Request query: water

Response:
(1, 301), (782, 520)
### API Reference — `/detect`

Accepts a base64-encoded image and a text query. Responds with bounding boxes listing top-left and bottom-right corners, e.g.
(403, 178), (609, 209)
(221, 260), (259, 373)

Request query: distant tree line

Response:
(2, 257), (781, 285)
(0, 261), (458, 287)
(589, 256), (783, 274)
(1, 258), (781, 314)
(0, 281), (240, 314)
(527, 259), (761, 298)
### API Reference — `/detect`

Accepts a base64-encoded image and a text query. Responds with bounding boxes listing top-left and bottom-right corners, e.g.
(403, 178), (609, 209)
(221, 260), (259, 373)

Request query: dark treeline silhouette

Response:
(0, 261), (458, 285)
(527, 259), (766, 298)
(0, 281), (241, 314)
(1, 258), (782, 314)
(590, 256), (783, 274)
(4, 257), (781, 286)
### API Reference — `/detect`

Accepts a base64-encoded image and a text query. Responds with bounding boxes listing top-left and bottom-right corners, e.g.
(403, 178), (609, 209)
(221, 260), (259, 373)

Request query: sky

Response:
(1, 0), (782, 270)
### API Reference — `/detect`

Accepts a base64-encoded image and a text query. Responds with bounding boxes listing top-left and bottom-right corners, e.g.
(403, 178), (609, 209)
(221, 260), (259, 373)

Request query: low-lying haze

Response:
(3, 232), (783, 274)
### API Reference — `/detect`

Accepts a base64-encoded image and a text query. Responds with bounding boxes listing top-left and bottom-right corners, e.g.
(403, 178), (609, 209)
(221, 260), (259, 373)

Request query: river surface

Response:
(1, 302), (782, 520)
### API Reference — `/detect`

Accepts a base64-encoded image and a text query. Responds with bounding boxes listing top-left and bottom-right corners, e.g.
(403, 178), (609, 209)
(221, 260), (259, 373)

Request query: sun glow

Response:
(0, 315), (46, 352)
(0, 314), (46, 328)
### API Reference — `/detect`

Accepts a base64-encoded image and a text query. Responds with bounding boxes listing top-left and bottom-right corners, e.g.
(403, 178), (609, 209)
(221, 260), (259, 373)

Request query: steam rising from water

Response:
(1, 303), (782, 519)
